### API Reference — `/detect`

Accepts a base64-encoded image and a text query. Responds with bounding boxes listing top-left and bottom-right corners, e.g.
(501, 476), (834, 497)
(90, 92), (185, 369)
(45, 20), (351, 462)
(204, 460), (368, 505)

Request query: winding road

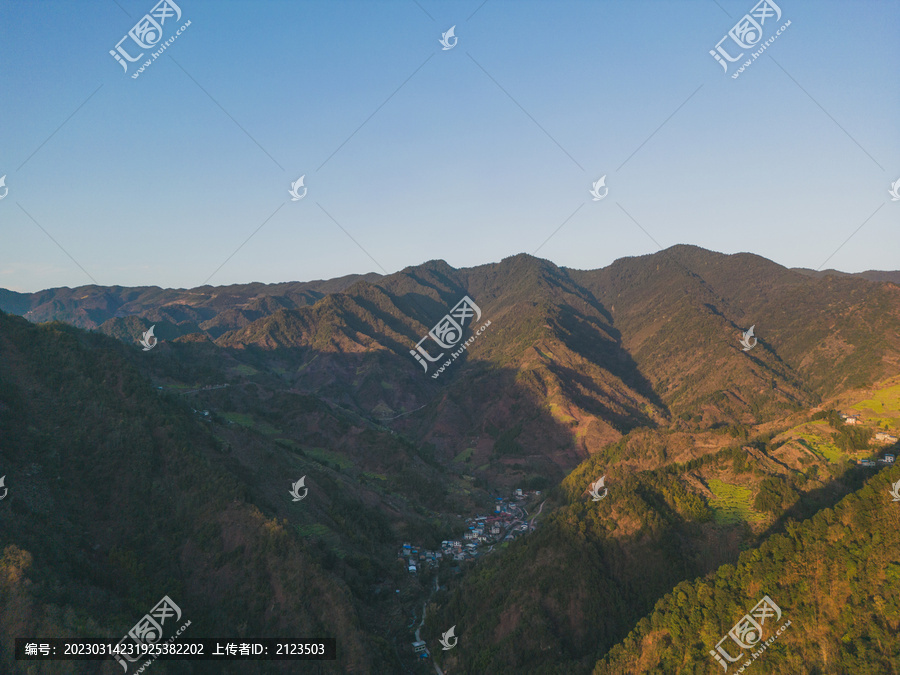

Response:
(414, 576), (444, 674)
(529, 500), (546, 529)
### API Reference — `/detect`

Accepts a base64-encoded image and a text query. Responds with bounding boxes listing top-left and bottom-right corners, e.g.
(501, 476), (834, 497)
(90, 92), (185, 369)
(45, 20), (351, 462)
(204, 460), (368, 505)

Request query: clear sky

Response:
(1, 0), (898, 292)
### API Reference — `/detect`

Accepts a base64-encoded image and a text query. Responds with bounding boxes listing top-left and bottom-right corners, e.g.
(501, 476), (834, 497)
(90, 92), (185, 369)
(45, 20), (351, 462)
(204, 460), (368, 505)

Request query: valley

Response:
(1, 246), (899, 673)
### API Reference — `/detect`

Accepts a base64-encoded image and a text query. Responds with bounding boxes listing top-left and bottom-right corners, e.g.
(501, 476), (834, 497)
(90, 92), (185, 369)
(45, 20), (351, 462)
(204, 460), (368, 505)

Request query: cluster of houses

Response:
(840, 414), (899, 441)
(399, 543), (441, 574)
(858, 453), (895, 468)
(399, 489), (540, 573)
(838, 413), (899, 452)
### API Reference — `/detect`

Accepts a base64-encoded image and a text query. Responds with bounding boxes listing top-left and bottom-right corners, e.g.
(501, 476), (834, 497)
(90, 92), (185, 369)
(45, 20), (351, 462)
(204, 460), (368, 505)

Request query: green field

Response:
(257, 421), (281, 435)
(852, 383), (900, 429)
(222, 412), (254, 427)
(230, 364), (259, 376)
(453, 448), (476, 463)
(221, 412), (280, 435)
(303, 446), (354, 469)
(795, 423), (844, 463)
(707, 479), (766, 525)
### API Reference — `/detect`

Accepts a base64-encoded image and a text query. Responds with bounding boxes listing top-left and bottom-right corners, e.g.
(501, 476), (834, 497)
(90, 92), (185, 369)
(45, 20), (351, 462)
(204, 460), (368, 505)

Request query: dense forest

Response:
(596, 465), (900, 673)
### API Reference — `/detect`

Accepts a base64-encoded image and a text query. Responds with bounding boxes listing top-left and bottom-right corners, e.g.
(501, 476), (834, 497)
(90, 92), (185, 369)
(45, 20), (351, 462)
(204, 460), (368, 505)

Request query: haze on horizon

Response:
(2, 246), (898, 296)
(2, 0), (898, 293)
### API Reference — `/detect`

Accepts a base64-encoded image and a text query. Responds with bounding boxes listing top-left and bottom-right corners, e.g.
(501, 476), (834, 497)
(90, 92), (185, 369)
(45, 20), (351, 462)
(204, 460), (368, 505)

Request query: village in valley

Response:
(840, 412), (897, 467)
(398, 488), (543, 575)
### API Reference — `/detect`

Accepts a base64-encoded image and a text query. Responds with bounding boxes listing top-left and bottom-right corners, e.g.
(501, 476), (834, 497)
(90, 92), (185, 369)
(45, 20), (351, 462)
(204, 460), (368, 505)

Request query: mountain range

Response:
(1, 245), (898, 673)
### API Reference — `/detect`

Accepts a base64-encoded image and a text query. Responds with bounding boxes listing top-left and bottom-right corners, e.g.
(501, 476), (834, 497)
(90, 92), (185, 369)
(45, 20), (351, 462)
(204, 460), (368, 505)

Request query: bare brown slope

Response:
(214, 255), (667, 478)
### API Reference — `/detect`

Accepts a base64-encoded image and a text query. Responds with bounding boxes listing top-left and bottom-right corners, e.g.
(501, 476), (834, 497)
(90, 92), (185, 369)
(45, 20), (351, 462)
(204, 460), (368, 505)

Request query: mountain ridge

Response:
(2, 246), (899, 673)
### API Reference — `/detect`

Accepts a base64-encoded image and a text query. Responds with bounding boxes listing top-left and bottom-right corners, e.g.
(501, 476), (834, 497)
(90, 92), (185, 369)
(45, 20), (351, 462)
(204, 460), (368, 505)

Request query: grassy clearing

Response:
(776, 420), (846, 464)
(256, 420), (281, 435)
(303, 447), (354, 470)
(453, 448), (475, 463)
(221, 412), (280, 435)
(371, 403), (393, 418)
(296, 523), (331, 538)
(795, 428), (844, 464)
(362, 472), (388, 481)
(548, 403), (577, 425)
(707, 479), (766, 525)
(222, 412), (254, 427)
(852, 383), (900, 429)
(230, 364), (258, 376)
(295, 525), (345, 558)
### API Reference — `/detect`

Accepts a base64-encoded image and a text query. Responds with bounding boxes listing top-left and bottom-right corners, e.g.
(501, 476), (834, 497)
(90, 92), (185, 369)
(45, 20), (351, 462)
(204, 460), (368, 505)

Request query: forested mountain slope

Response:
(0, 312), (393, 674)
(595, 464), (900, 674)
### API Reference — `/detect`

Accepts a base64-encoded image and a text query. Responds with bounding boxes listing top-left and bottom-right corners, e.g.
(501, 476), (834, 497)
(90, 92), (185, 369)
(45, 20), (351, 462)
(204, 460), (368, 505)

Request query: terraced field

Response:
(794, 421), (845, 463)
(302, 446), (355, 469)
(852, 382), (900, 429)
(222, 411), (281, 435)
(707, 478), (766, 525)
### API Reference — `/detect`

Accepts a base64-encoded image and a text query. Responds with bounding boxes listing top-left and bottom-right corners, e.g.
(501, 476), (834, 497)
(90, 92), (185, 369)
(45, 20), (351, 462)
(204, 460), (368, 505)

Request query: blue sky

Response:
(1, 0), (898, 292)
